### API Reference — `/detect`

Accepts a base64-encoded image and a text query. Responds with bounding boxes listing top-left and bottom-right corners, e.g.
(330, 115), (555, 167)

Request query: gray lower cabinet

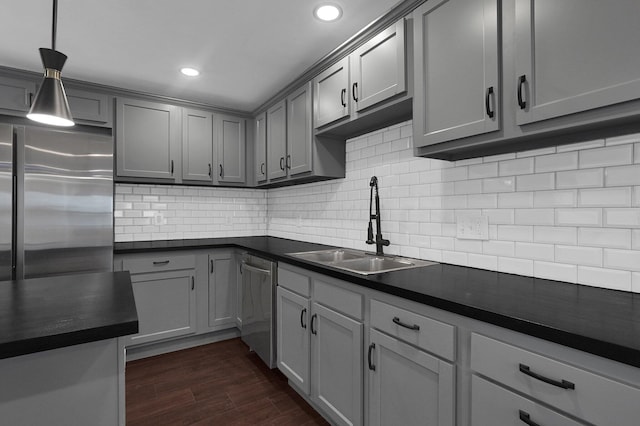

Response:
(216, 114), (246, 184)
(413, 0), (499, 147)
(208, 251), (237, 329)
(368, 329), (455, 426)
(254, 112), (267, 184)
(122, 254), (197, 346)
(276, 286), (311, 393)
(514, 0), (640, 125)
(116, 97), (181, 180)
(182, 109), (214, 183)
(267, 100), (287, 181)
(0, 75), (36, 116)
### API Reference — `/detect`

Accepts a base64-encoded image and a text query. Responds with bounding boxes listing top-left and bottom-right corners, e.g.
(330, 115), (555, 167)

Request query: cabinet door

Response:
(116, 98), (181, 180)
(255, 112), (267, 183)
(65, 88), (112, 126)
(351, 19), (406, 112)
(515, 0), (640, 125)
(208, 252), (236, 329)
(182, 109), (213, 182)
(216, 114), (246, 184)
(267, 100), (287, 180)
(413, 0), (499, 147)
(314, 57), (350, 128)
(276, 286), (311, 394)
(126, 269), (196, 346)
(368, 329), (455, 426)
(0, 76), (36, 115)
(286, 82), (313, 176)
(311, 302), (363, 426)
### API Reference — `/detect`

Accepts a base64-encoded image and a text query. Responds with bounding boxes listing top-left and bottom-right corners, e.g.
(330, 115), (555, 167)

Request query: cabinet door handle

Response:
(153, 260), (170, 266)
(170, 160), (174, 175)
(260, 162), (265, 175)
(517, 75), (527, 109)
(219, 164), (223, 178)
(352, 82), (358, 102)
(300, 308), (307, 329)
(518, 410), (542, 426)
(208, 163), (212, 177)
(367, 343), (376, 371)
(191, 276), (195, 290)
(279, 157), (285, 171)
(28, 92), (34, 107)
(485, 86), (495, 118)
(310, 313), (317, 335)
(286, 155), (291, 169)
(340, 88), (347, 107)
(518, 364), (575, 390)
(393, 316), (420, 331)
(210, 259), (214, 273)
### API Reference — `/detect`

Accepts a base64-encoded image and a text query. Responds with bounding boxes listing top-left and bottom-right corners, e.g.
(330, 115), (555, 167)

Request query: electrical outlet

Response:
(154, 213), (164, 226)
(456, 214), (489, 240)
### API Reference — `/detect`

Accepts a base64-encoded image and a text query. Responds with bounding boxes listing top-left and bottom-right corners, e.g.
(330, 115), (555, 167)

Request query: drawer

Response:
(370, 299), (455, 362)
(278, 265), (311, 297)
(471, 333), (640, 426)
(123, 254), (196, 274)
(471, 375), (583, 426)
(314, 279), (363, 320)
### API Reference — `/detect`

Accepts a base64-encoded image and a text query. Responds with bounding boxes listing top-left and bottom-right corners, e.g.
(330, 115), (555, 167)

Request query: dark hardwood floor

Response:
(126, 338), (329, 425)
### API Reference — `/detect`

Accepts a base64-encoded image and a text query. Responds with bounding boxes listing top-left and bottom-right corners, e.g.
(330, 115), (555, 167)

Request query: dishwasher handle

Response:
(241, 261), (272, 276)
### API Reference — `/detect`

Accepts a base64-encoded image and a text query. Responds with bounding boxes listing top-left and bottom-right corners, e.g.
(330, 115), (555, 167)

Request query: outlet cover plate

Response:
(456, 214), (489, 240)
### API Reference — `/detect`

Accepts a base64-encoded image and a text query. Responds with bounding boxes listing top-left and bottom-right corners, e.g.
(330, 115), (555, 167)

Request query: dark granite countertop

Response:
(0, 271), (138, 359)
(115, 236), (640, 368)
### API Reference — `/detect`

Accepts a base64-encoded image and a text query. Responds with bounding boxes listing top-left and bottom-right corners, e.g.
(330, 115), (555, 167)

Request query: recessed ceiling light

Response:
(180, 67), (200, 77)
(314, 4), (342, 22)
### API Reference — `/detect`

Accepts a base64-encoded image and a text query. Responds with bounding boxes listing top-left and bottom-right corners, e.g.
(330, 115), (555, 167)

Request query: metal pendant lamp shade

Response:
(27, 0), (74, 127)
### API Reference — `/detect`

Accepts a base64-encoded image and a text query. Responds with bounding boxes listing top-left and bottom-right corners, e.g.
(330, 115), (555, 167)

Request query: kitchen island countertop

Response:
(0, 271), (138, 359)
(115, 236), (640, 368)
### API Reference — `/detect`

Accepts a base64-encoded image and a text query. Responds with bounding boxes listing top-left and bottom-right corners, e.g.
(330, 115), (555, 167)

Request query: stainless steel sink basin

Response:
(287, 249), (437, 275)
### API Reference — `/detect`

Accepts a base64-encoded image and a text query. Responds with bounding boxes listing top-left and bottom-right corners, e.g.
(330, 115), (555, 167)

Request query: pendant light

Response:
(27, 0), (74, 127)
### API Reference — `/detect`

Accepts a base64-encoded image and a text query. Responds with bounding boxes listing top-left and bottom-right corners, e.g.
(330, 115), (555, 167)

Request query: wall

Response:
(115, 120), (640, 293)
(268, 120), (640, 293)
(114, 185), (267, 241)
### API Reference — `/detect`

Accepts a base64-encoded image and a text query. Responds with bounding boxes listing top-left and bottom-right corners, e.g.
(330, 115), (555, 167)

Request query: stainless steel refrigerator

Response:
(0, 121), (113, 281)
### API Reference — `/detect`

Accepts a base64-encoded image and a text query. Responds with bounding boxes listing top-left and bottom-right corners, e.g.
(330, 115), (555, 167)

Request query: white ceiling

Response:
(1, 0), (401, 112)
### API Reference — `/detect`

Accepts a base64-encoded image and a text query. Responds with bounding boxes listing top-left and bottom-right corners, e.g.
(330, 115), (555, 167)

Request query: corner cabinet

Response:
(254, 112), (267, 184)
(216, 114), (246, 184)
(413, 0), (499, 147)
(116, 97), (181, 180)
(182, 109), (214, 183)
(266, 100), (287, 181)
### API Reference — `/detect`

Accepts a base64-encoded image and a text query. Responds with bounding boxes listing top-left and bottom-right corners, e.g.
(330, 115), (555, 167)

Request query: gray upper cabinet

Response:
(116, 98), (181, 180)
(0, 76), (36, 115)
(255, 112), (267, 184)
(216, 114), (246, 184)
(65, 88), (112, 127)
(314, 57), (350, 129)
(182, 109), (213, 182)
(267, 100), (287, 181)
(286, 82), (313, 177)
(514, 0), (640, 125)
(413, 0), (499, 148)
(351, 19), (406, 113)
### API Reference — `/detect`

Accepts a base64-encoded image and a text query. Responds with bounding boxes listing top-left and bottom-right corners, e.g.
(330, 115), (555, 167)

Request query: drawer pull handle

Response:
(300, 308), (307, 329)
(518, 410), (541, 426)
(311, 313), (317, 335)
(368, 343), (376, 371)
(152, 260), (170, 266)
(519, 364), (575, 390)
(393, 316), (420, 331)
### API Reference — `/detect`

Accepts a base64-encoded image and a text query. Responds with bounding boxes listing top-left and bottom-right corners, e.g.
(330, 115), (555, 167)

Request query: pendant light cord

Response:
(52, 0), (58, 51)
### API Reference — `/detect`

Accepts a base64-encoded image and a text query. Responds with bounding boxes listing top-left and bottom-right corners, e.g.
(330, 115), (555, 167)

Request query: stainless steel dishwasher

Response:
(240, 253), (277, 368)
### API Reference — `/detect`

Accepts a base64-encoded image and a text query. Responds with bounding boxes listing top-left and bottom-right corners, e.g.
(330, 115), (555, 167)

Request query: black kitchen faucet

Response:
(366, 176), (390, 255)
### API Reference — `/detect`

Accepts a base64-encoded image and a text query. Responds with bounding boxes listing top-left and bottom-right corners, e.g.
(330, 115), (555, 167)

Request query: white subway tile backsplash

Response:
(579, 144), (633, 168)
(114, 121), (640, 293)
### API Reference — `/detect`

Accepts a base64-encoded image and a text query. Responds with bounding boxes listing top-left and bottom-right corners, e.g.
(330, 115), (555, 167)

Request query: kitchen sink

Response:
(287, 249), (437, 275)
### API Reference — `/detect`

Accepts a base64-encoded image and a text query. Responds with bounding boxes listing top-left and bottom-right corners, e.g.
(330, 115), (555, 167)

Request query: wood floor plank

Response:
(126, 337), (329, 425)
